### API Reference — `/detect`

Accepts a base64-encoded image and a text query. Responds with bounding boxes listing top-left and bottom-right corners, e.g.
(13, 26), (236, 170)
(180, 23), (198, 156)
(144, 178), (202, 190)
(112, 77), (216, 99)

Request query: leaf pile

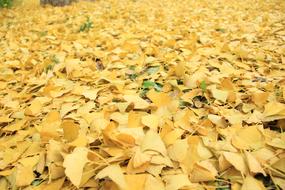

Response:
(0, 0), (285, 189)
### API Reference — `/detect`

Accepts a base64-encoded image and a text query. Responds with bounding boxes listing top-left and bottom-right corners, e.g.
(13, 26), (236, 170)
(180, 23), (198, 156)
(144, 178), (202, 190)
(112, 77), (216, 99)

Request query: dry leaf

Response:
(123, 94), (149, 109)
(211, 88), (229, 103)
(163, 174), (192, 190)
(61, 120), (80, 142)
(223, 152), (248, 174)
(95, 164), (126, 190)
(63, 147), (89, 187)
(141, 114), (159, 130)
(245, 152), (266, 175)
(141, 130), (167, 156)
(147, 89), (171, 107)
(241, 176), (266, 190)
(24, 100), (42, 116)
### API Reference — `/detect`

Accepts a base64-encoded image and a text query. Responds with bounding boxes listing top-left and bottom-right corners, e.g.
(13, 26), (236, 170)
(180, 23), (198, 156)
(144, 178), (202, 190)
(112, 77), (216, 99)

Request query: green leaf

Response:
(39, 31), (48, 37)
(51, 55), (60, 64)
(129, 73), (138, 80)
(79, 17), (94, 32)
(179, 100), (191, 108)
(142, 81), (163, 92)
(0, 0), (13, 8)
(146, 66), (160, 74)
(143, 81), (155, 88)
(129, 65), (136, 70)
(31, 179), (43, 186)
(45, 64), (53, 73)
(200, 80), (207, 93)
(215, 28), (226, 33)
(153, 83), (163, 92)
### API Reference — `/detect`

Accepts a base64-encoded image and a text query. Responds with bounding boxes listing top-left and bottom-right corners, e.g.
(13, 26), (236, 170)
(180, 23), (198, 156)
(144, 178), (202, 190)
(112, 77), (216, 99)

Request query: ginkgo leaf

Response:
(146, 89), (171, 107)
(24, 100), (42, 116)
(241, 176), (266, 190)
(232, 125), (264, 150)
(41, 177), (65, 190)
(144, 175), (165, 190)
(263, 102), (285, 119)
(141, 114), (159, 130)
(223, 152), (248, 174)
(163, 174), (192, 190)
(167, 139), (188, 162)
(61, 120), (80, 142)
(141, 130), (167, 156)
(16, 165), (35, 187)
(123, 94), (149, 109)
(245, 152), (266, 175)
(190, 160), (217, 182)
(82, 89), (100, 100)
(63, 147), (89, 188)
(95, 164), (126, 190)
(211, 88), (228, 103)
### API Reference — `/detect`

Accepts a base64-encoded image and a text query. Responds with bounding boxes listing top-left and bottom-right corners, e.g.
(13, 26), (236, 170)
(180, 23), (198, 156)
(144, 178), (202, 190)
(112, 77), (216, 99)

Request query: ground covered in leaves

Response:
(0, 0), (285, 189)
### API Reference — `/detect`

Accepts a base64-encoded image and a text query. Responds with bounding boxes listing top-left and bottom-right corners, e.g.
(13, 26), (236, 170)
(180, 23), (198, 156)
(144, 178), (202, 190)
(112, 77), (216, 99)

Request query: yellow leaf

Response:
(175, 62), (185, 77)
(232, 126), (264, 150)
(24, 100), (42, 116)
(272, 157), (285, 173)
(0, 178), (8, 190)
(163, 174), (192, 190)
(211, 88), (228, 103)
(61, 120), (80, 142)
(147, 89), (171, 107)
(16, 165), (35, 187)
(252, 92), (269, 107)
(42, 177), (65, 190)
(263, 102), (285, 120)
(162, 128), (184, 146)
(245, 152), (266, 175)
(125, 174), (146, 190)
(63, 147), (89, 188)
(132, 149), (151, 168)
(3, 119), (26, 132)
(128, 111), (142, 128)
(110, 112), (128, 125)
(95, 164), (126, 190)
(69, 134), (88, 147)
(141, 130), (167, 156)
(168, 139), (188, 162)
(272, 177), (285, 190)
(123, 94), (149, 109)
(82, 89), (99, 100)
(0, 116), (13, 123)
(144, 175), (165, 190)
(141, 114), (159, 130)
(241, 176), (266, 190)
(60, 103), (79, 118)
(223, 152), (248, 174)
(267, 137), (285, 149)
(190, 160), (217, 182)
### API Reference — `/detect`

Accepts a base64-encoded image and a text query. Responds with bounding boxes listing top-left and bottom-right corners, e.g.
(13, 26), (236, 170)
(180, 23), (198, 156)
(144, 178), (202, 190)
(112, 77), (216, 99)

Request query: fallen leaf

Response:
(24, 100), (42, 116)
(141, 114), (159, 130)
(141, 130), (167, 156)
(147, 89), (171, 107)
(61, 120), (80, 142)
(123, 94), (149, 109)
(95, 164), (126, 190)
(245, 151), (266, 175)
(223, 152), (248, 174)
(241, 175), (266, 190)
(63, 147), (89, 187)
(163, 174), (192, 190)
(211, 88), (228, 103)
